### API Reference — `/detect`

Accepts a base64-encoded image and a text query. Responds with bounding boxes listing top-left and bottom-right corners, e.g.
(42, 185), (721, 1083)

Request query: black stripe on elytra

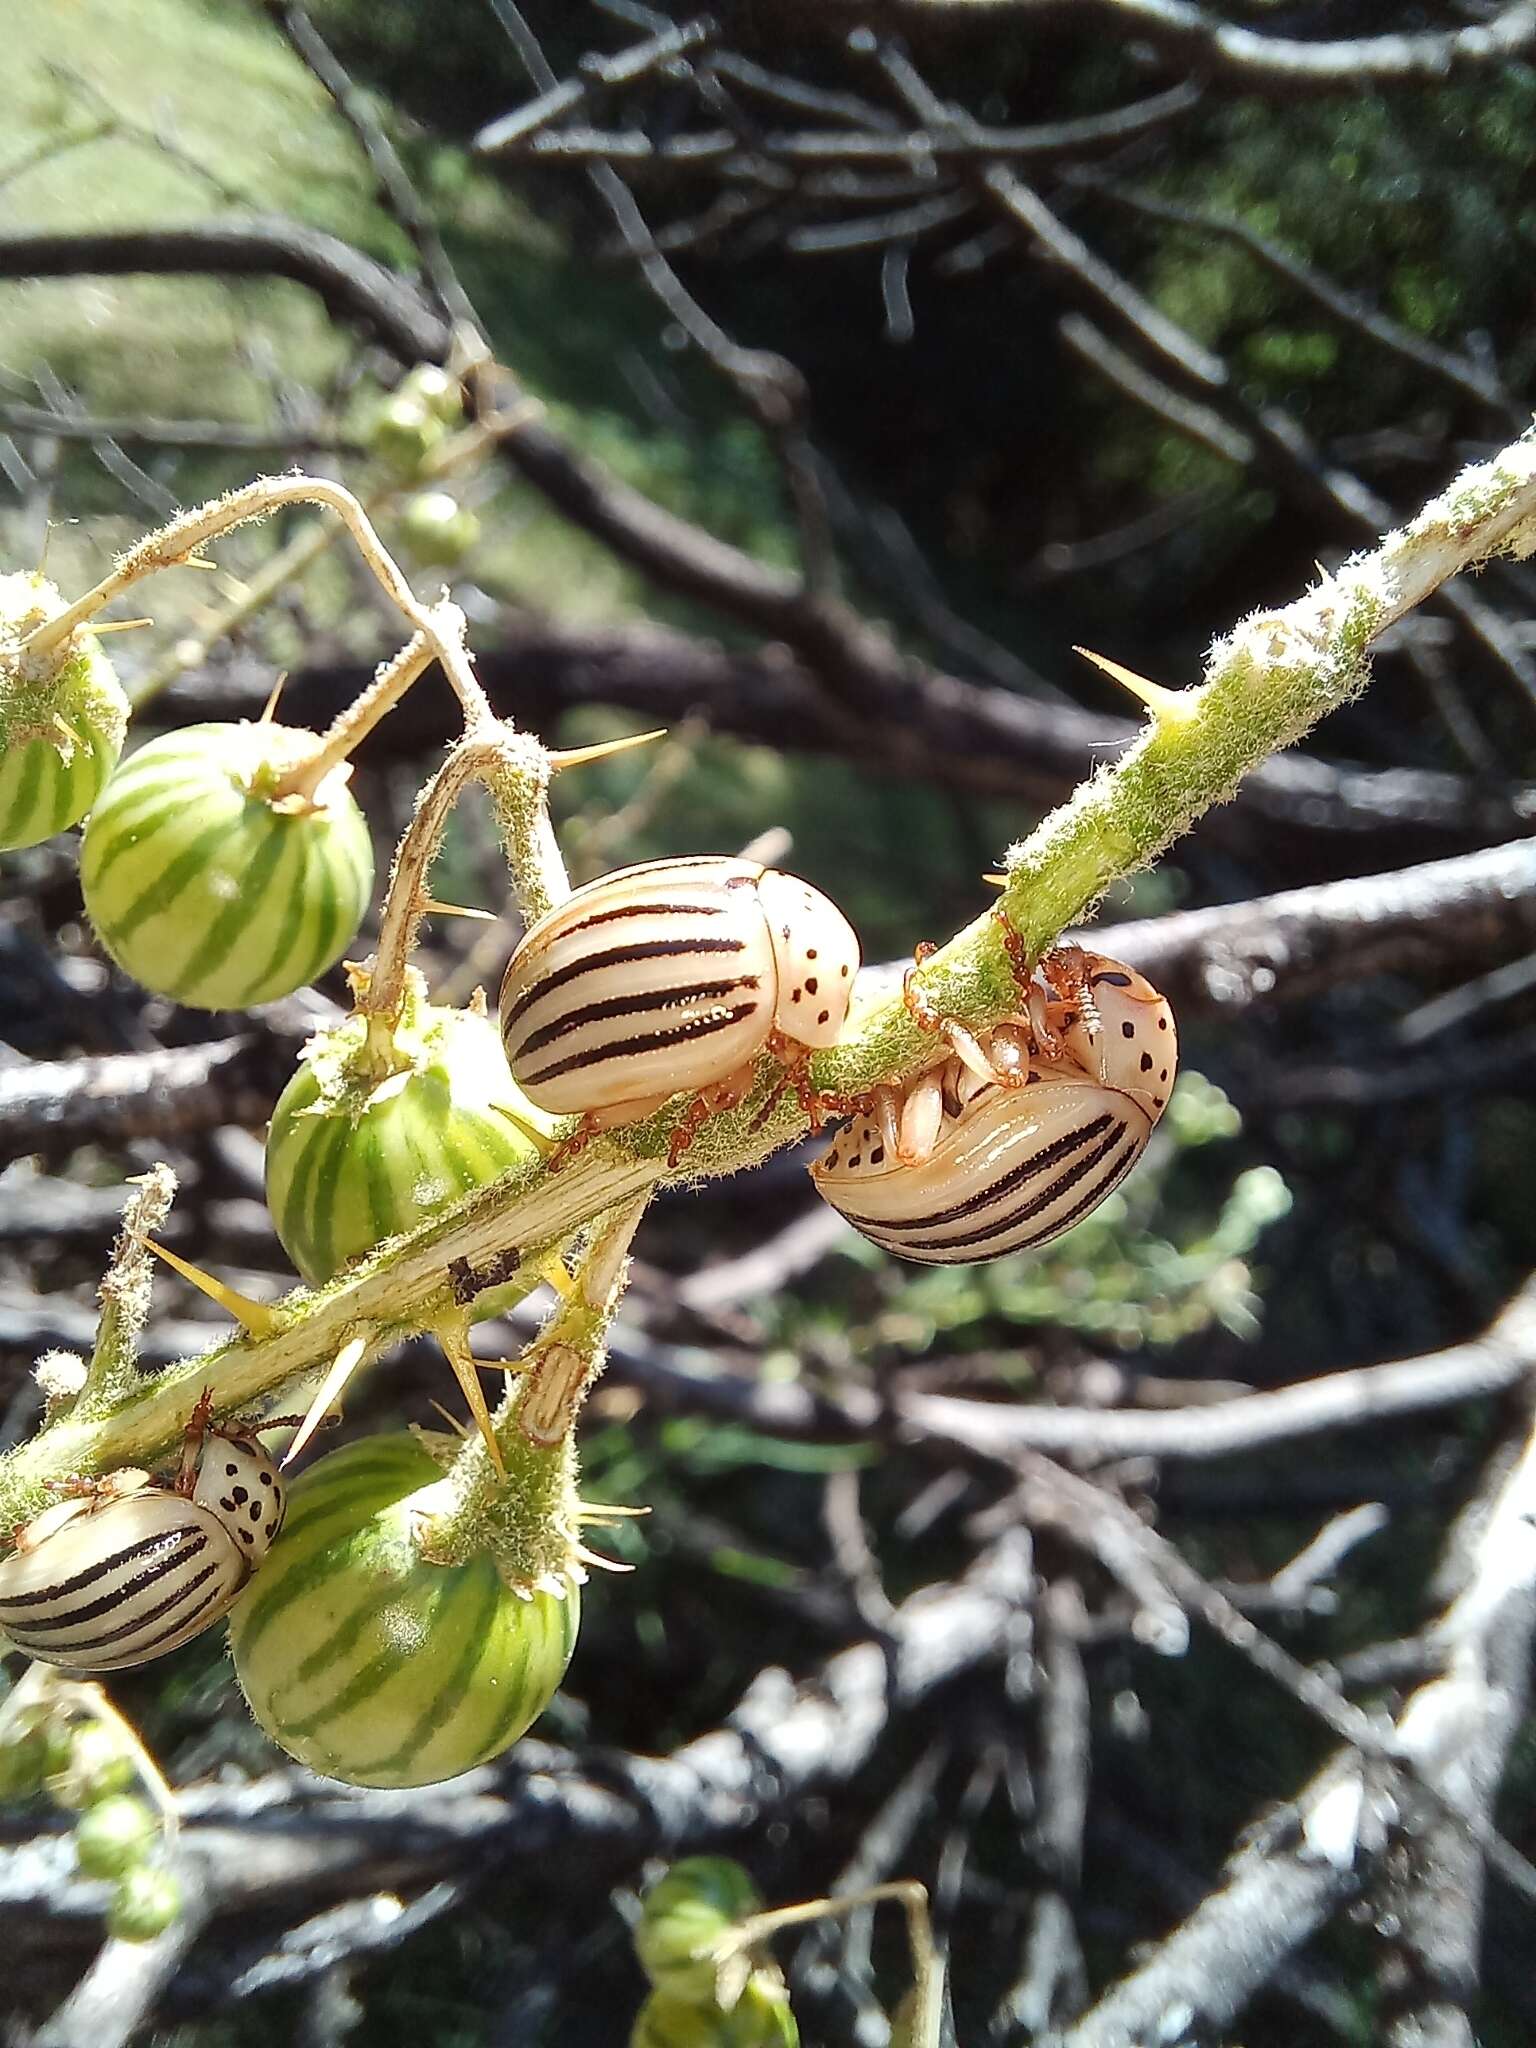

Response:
(504, 935), (747, 1032)
(833, 1113), (1115, 1236)
(886, 1127), (1134, 1254)
(564, 897), (727, 934)
(1, 1529), (211, 1636)
(5, 1555), (227, 1650)
(0, 1524), (207, 1615)
(515, 976), (760, 1059)
(106, 1578), (232, 1661)
(520, 1003), (759, 1085)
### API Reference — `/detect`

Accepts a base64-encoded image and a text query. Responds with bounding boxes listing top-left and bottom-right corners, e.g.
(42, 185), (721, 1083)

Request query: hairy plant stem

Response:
(3, 434), (1534, 1539)
(22, 473), (494, 726)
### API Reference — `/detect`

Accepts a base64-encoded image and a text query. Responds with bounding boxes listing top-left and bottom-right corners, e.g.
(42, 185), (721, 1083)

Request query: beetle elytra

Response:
(0, 1406), (287, 1673)
(499, 855), (860, 1153)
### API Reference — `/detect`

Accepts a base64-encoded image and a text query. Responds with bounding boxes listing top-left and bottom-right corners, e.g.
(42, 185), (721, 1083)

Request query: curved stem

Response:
(362, 731), (537, 1024)
(22, 474), (495, 727)
(271, 631), (435, 804)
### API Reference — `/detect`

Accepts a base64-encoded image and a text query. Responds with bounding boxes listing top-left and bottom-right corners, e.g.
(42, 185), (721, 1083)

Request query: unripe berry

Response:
(80, 721), (373, 1009)
(106, 1865), (182, 1943)
(264, 975), (553, 1289)
(229, 1434), (581, 1788)
(0, 572), (128, 852)
(73, 1794), (157, 1878)
(367, 391), (445, 476)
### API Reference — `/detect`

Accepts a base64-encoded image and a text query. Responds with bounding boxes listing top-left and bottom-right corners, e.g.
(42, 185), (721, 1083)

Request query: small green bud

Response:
(49, 1723), (137, 1809)
(106, 1865), (182, 1943)
(399, 491), (481, 567)
(367, 391), (445, 475)
(635, 1858), (762, 2004)
(400, 364), (465, 427)
(630, 1973), (798, 2047)
(0, 1722), (50, 1800)
(73, 1795), (157, 1878)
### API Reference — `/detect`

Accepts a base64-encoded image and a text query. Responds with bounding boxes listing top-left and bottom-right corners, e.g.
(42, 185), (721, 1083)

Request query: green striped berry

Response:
(265, 974), (554, 1288)
(0, 572), (128, 852)
(80, 721), (373, 1009)
(637, 1860), (764, 2006)
(630, 1977), (799, 2048)
(228, 1434), (580, 1789)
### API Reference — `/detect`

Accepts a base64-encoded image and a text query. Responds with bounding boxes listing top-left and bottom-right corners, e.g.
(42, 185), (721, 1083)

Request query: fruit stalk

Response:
(362, 728), (570, 1029)
(19, 474), (494, 726)
(421, 1191), (650, 1566)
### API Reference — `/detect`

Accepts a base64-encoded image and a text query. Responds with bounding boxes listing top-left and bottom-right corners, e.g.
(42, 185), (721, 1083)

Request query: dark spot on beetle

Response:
(782, 924), (792, 941)
(260, 1471), (274, 1486)
(1153, 1096), (1165, 1108)
(807, 947), (818, 960)
(871, 1145), (885, 1165)
(805, 976), (818, 995)
(849, 1154), (862, 1169)
(840, 963), (849, 977)
(1159, 1068), (1168, 1081)
(231, 1486), (248, 1505)
(1121, 1021), (1136, 1039)
(1158, 1017), (1168, 1030)
(239, 1527), (254, 1545)
(791, 987), (802, 1003)
(1140, 1053), (1154, 1073)
(225, 1464), (238, 1477)
(250, 1501), (264, 1522)
(818, 1010), (830, 1025)
(1096, 971), (1133, 988)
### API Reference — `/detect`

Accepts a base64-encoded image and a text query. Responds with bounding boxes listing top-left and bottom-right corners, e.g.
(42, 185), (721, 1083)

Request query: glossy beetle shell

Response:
(0, 1432), (285, 1672)
(499, 855), (859, 1118)
(812, 1069), (1154, 1265)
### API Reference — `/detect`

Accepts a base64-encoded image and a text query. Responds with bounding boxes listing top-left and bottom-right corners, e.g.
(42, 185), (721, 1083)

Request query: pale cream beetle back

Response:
(1054, 952), (1177, 1123)
(0, 1430), (286, 1672)
(499, 855), (861, 1119)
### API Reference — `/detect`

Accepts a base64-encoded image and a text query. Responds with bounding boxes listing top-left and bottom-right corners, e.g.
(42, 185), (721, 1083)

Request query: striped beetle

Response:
(811, 949), (1177, 1264)
(499, 855), (860, 1156)
(0, 1399), (287, 1673)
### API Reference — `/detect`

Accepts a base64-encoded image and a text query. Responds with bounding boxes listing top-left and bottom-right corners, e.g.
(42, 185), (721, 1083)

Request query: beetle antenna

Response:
(132, 1235), (281, 1339)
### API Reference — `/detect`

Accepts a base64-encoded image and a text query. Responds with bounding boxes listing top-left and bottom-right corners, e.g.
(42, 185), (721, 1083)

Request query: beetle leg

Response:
(942, 1019), (1027, 1091)
(992, 906), (1035, 999)
(896, 1071), (946, 1165)
(667, 1066), (755, 1166)
(174, 1388), (217, 1495)
(902, 942), (941, 1031)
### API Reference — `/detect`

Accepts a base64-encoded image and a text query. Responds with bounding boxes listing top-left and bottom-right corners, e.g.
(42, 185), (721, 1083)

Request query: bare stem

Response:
(273, 632), (436, 803)
(80, 1166), (179, 1418)
(23, 473), (494, 726)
